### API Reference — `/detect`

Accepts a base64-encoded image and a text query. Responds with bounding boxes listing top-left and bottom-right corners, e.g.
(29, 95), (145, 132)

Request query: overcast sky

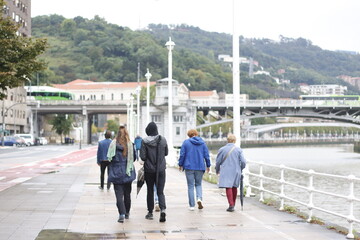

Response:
(32, 0), (360, 53)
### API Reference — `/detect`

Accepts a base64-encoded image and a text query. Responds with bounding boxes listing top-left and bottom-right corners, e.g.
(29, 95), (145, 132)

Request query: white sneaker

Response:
(197, 199), (203, 209)
(188, 207), (195, 211)
(155, 204), (160, 212)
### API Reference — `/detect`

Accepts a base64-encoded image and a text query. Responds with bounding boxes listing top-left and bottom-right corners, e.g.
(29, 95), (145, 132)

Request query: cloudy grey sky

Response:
(32, 0), (360, 52)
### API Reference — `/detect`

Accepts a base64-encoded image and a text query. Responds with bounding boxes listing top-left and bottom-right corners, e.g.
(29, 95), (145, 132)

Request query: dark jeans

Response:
(145, 171), (166, 213)
(113, 182), (132, 215)
(100, 161), (111, 189)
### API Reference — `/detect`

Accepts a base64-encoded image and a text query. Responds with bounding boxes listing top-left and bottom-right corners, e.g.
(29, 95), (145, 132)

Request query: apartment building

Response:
(3, 0), (31, 36)
(1, 0), (31, 136)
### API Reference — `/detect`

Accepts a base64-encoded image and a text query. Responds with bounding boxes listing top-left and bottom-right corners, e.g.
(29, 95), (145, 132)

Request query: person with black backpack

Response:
(140, 122), (168, 222)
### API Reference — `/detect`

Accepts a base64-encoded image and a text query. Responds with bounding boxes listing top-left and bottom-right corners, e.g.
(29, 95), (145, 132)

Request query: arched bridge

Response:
(196, 99), (360, 128)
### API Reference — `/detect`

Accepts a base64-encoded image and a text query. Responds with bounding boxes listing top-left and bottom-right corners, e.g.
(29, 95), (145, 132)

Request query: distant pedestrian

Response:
(97, 130), (112, 190)
(215, 134), (246, 212)
(140, 122), (168, 222)
(134, 134), (142, 160)
(178, 129), (211, 211)
(107, 125), (136, 223)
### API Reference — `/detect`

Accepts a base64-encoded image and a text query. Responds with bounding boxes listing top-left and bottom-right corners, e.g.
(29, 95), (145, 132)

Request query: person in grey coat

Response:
(215, 134), (246, 212)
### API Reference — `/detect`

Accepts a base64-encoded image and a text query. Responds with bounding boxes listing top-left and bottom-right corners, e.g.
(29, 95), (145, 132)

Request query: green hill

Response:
(31, 15), (360, 99)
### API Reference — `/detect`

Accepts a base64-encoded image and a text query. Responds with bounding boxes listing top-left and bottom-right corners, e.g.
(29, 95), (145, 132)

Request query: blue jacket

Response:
(178, 136), (211, 171)
(134, 136), (142, 150)
(108, 143), (136, 184)
(97, 138), (112, 164)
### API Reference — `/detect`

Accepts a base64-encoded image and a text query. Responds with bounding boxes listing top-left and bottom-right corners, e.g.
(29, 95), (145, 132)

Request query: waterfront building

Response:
(189, 90), (219, 105)
(142, 78), (197, 147)
(54, 79), (156, 102)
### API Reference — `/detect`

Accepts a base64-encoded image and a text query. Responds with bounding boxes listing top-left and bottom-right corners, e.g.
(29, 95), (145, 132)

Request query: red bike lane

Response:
(0, 146), (97, 192)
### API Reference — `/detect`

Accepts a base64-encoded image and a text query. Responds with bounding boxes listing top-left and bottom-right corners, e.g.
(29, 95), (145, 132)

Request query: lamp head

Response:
(165, 37), (175, 51)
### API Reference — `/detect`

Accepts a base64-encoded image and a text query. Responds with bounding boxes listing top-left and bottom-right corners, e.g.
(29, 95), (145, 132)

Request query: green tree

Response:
(50, 114), (73, 143)
(0, 0), (47, 99)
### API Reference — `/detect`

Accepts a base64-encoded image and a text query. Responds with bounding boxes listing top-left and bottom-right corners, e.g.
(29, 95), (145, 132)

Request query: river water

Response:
(211, 144), (360, 231)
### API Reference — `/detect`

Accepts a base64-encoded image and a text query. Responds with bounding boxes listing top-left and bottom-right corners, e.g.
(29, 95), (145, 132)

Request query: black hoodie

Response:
(140, 135), (168, 173)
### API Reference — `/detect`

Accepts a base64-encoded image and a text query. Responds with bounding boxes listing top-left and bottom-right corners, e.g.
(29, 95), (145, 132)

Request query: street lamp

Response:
(126, 102), (130, 131)
(130, 94), (134, 140)
(145, 68), (152, 125)
(165, 37), (175, 151)
(232, 0), (241, 147)
(136, 85), (141, 136)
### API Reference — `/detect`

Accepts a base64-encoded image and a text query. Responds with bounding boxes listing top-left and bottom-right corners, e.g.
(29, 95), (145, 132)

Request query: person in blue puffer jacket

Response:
(178, 129), (211, 211)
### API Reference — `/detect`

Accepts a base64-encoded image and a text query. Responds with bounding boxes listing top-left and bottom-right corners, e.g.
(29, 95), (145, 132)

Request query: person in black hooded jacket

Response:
(140, 122), (168, 222)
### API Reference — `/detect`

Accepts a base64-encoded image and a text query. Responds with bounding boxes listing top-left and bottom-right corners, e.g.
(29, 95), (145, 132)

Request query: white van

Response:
(15, 134), (34, 146)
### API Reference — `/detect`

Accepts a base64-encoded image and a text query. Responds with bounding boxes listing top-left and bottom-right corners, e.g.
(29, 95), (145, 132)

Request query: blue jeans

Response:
(185, 170), (204, 207)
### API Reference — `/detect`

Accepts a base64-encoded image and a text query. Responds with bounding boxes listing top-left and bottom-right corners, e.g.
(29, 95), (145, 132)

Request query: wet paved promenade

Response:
(0, 150), (346, 240)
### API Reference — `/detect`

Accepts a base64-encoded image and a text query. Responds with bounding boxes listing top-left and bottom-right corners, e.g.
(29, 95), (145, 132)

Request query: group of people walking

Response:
(96, 122), (246, 223)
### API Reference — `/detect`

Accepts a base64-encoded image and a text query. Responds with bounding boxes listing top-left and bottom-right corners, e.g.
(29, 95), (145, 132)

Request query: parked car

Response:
(37, 137), (48, 145)
(0, 136), (26, 147)
(15, 134), (34, 146)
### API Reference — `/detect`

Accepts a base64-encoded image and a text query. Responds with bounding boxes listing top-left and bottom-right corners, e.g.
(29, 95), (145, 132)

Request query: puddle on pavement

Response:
(36, 229), (184, 239)
(36, 229), (128, 240)
(43, 170), (59, 174)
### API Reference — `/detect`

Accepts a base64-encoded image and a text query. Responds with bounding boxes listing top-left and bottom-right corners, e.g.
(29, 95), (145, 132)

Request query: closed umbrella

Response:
(136, 166), (145, 197)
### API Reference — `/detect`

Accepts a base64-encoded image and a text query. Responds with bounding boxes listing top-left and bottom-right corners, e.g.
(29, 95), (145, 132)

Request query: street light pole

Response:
(126, 102), (130, 130)
(232, 0), (241, 147)
(1, 101), (5, 147)
(136, 63), (141, 135)
(130, 95), (134, 140)
(165, 37), (175, 151)
(145, 68), (152, 125)
(136, 86), (141, 136)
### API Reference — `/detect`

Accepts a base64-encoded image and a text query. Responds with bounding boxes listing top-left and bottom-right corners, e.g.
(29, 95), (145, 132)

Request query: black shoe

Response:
(98, 186), (104, 190)
(125, 213), (129, 219)
(226, 206), (235, 212)
(118, 214), (125, 223)
(145, 212), (153, 220)
(159, 212), (166, 222)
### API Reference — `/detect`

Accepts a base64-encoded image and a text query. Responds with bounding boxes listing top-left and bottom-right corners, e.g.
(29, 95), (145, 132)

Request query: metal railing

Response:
(244, 161), (360, 239)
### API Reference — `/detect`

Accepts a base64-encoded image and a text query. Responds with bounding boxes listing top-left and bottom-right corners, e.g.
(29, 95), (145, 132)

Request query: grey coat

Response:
(215, 143), (246, 188)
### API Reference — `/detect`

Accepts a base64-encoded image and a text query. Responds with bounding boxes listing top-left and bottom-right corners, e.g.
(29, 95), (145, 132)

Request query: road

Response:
(0, 144), (97, 192)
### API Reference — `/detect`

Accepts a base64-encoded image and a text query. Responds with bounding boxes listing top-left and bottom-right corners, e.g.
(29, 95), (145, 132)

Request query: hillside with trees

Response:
(31, 15), (360, 99)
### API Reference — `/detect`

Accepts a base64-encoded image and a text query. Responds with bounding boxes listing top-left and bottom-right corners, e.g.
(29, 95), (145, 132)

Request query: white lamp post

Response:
(145, 68), (152, 124)
(232, 0), (241, 147)
(165, 37), (175, 151)
(126, 102), (130, 130)
(130, 95), (134, 140)
(136, 85), (141, 135)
